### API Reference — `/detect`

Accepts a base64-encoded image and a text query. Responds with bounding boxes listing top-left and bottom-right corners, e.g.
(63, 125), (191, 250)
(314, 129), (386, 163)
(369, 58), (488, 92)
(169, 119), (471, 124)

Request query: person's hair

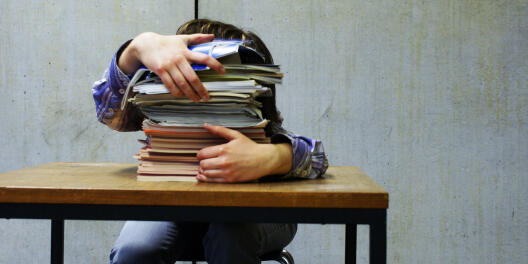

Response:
(177, 19), (274, 64)
(177, 19), (282, 131)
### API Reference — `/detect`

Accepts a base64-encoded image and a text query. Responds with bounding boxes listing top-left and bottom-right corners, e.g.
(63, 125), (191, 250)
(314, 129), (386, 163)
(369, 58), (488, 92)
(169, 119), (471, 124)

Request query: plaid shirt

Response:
(92, 42), (328, 179)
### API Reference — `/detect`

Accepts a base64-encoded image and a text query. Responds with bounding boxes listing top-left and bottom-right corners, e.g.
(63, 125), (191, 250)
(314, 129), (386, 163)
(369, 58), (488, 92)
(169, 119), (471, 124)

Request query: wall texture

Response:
(1, 0), (527, 263)
(200, 0), (528, 263)
(0, 1), (193, 263)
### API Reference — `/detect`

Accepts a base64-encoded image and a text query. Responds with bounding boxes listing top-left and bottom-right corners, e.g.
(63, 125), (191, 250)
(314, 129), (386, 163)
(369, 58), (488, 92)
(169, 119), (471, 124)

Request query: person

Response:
(92, 19), (328, 264)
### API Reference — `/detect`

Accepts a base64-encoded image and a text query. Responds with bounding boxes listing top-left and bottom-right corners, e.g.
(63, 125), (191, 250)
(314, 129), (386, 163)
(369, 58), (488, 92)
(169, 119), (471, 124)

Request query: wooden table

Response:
(0, 162), (388, 264)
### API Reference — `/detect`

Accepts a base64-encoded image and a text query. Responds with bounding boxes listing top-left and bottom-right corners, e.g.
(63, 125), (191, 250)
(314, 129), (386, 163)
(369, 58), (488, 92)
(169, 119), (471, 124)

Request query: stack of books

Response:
(122, 40), (283, 181)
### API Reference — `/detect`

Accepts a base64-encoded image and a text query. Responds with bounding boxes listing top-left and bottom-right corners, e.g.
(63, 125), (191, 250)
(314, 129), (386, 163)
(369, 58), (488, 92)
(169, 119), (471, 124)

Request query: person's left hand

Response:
(196, 123), (292, 183)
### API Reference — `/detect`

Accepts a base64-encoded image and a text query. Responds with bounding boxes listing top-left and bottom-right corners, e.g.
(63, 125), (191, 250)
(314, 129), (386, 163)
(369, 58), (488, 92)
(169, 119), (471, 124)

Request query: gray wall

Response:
(1, 0), (526, 263)
(0, 1), (193, 263)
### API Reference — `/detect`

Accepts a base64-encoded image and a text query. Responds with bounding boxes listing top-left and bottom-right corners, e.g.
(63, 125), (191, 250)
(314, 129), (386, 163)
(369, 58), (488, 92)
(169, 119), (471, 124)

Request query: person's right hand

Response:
(118, 32), (225, 102)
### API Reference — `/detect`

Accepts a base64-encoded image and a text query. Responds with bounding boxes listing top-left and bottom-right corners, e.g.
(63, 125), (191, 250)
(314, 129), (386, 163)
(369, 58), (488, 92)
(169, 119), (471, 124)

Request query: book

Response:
(123, 40), (283, 181)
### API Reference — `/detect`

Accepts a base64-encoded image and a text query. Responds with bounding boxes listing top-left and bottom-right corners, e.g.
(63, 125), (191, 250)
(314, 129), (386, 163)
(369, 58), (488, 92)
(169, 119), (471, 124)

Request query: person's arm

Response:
(269, 128), (328, 179)
(92, 40), (141, 131)
(196, 123), (328, 183)
(92, 33), (225, 131)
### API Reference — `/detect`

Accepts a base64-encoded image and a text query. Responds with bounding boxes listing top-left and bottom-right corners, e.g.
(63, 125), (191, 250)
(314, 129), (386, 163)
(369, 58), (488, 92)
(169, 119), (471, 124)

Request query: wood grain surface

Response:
(0, 163), (388, 208)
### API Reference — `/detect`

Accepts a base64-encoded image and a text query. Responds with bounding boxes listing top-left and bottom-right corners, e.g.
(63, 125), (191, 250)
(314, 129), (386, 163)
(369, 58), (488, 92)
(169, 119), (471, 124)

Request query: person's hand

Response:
(119, 32), (225, 102)
(196, 123), (293, 183)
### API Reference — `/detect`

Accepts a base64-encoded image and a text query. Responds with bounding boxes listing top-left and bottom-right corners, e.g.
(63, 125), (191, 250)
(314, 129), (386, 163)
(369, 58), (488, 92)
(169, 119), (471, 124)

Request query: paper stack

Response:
(123, 40), (283, 181)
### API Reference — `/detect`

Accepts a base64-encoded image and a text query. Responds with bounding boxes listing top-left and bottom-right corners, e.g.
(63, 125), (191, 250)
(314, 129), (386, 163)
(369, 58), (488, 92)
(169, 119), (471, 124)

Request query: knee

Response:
(203, 223), (262, 260)
(205, 223), (261, 247)
(109, 240), (159, 264)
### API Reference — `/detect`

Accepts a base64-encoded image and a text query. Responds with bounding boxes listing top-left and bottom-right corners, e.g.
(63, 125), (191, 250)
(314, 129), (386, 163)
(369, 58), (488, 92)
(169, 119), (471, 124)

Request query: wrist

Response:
(266, 143), (293, 176)
(118, 33), (150, 75)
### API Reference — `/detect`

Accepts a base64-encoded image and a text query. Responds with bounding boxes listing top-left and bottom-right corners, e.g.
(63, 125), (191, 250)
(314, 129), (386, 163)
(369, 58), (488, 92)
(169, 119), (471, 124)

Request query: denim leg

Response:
(203, 223), (297, 264)
(109, 221), (207, 264)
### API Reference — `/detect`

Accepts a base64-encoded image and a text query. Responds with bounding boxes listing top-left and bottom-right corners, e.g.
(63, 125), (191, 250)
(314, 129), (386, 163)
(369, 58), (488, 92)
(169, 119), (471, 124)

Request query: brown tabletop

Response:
(0, 162), (389, 264)
(0, 162), (388, 209)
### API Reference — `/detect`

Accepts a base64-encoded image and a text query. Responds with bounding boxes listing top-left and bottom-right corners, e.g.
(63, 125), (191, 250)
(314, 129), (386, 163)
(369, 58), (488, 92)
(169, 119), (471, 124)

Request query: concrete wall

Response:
(0, 1), (193, 263)
(1, 0), (527, 263)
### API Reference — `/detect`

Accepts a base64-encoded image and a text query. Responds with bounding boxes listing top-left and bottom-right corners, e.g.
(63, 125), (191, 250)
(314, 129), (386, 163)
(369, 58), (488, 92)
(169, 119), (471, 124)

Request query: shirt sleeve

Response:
(269, 123), (329, 179)
(92, 40), (142, 131)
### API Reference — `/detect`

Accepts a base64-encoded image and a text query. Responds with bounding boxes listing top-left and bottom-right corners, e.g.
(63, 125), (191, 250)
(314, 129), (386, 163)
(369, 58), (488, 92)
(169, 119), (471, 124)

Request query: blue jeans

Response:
(110, 221), (297, 264)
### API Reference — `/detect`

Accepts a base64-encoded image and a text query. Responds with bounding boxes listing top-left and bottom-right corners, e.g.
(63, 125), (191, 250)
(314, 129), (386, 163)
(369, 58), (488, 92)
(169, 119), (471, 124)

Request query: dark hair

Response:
(177, 19), (282, 132)
(177, 19), (274, 64)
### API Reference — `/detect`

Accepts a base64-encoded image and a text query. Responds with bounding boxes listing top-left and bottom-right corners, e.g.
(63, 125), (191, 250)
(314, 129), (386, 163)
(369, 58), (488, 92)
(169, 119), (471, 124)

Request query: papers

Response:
(188, 40), (266, 70)
(133, 80), (269, 95)
(125, 40), (283, 181)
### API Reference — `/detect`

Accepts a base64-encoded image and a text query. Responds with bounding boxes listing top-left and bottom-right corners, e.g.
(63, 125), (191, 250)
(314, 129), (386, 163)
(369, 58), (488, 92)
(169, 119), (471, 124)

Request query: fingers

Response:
(184, 33), (215, 45)
(197, 144), (225, 160)
(157, 59), (207, 102)
(196, 167), (228, 183)
(185, 50), (225, 74)
(203, 123), (243, 140)
(157, 71), (183, 97)
(149, 34), (224, 102)
(183, 34), (225, 74)
(199, 157), (224, 170)
(176, 55), (209, 101)
(166, 50), (224, 102)
(196, 170), (229, 183)
(201, 169), (224, 178)
(198, 158), (229, 179)
(167, 65), (201, 102)
(157, 53), (220, 102)
(196, 173), (227, 183)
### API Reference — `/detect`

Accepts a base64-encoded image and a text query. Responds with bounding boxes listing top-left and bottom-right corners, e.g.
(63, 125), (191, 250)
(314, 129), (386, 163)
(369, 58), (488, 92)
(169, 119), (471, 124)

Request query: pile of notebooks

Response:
(122, 40), (283, 181)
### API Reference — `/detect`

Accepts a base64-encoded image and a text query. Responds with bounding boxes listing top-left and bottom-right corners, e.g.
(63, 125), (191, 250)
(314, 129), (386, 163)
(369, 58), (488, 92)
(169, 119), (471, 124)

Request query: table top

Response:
(0, 162), (388, 209)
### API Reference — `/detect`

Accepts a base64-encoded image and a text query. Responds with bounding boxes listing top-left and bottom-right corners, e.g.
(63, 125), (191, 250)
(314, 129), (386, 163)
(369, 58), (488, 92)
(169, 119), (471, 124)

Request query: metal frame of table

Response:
(0, 203), (386, 264)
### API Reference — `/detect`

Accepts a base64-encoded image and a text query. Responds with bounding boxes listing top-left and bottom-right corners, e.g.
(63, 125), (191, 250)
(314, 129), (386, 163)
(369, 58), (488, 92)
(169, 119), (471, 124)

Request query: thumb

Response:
(204, 123), (243, 141)
(184, 33), (215, 45)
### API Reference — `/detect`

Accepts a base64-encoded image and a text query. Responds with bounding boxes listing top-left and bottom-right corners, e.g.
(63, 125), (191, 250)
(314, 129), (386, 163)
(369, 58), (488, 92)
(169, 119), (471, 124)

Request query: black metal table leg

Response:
(345, 224), (357, 264)
(51, 219), (64, 264)
(369, 210), (386, 264)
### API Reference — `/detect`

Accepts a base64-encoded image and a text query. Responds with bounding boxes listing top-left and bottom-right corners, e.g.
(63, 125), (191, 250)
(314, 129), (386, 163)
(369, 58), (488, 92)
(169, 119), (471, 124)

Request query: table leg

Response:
(369, 210), (386, 264)
(345, 224), (357, 264)
(51, 219), (64, 264)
